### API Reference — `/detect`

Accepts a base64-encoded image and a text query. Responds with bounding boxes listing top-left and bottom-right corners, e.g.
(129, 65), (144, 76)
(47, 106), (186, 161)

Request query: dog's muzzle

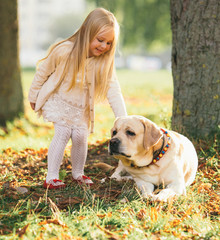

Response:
(109, 138), (120, 155)
(109, 138), (131, 158)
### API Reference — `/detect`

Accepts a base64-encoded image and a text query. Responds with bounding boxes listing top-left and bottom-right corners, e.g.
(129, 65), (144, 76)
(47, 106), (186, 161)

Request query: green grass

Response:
(0, 141), (219, 239)
(0, 69), (173, 151)
(1, 69), (219, 239)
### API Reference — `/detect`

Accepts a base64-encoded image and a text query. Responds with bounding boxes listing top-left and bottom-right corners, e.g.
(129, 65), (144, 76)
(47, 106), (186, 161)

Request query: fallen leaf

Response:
(136, 208), (147, 220)
(198, 183), (212, 193)
(39, 219), (67, 228)
(97, 214), (106, 219)
(150, 207), (158, 222)
(61, 232), (83, 240)
(96, 224), (120, 240)
(15, 187), (28, 194)
(16, 223), (29, 237)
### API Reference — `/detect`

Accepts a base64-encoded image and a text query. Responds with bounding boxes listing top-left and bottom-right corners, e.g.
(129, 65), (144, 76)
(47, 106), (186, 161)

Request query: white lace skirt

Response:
(41, 93), (89, 130)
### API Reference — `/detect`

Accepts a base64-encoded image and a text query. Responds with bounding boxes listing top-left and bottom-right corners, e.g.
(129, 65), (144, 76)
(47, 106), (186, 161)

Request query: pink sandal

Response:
(72, 175), (94, 186)
(43, 179), (66, 189)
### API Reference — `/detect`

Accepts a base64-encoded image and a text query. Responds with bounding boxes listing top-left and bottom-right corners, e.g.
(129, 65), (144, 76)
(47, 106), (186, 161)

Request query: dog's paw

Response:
(152, 189), (177, 202)
(120, 176), (133, 181)
(110, 173), (121, 181)
(141, 192), (154, 199)
(110, 175), (122, 181)
(110, 172), (124, 181)
(110, 175), (133, 182)
(151, 194), (168, 202)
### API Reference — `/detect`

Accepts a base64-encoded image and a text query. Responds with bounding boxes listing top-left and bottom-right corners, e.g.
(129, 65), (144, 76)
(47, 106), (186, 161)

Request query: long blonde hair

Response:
(38, 8), (120, 101)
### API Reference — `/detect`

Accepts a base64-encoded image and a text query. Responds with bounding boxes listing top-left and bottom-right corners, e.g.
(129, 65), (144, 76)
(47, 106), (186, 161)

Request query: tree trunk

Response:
(0, 0), (23, 126)
(170, 0), (220, 139)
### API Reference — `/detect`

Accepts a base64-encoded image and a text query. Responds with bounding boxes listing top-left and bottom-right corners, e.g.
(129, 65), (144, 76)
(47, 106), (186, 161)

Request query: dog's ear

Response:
(110, 117), (119, 137)
(140, 118), (163, 151)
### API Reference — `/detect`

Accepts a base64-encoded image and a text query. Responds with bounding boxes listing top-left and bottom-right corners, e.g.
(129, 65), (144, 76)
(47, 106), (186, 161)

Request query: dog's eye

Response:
(112, 130), (117, 136)
(126, 130), (136, 136)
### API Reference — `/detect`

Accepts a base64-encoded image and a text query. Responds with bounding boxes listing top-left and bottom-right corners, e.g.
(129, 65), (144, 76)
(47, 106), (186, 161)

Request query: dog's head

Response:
(109, 115), (163, 164)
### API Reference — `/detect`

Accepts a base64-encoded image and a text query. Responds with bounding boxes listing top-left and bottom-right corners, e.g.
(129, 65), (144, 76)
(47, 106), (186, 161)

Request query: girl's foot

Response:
(43, 179), (66, 189)
(72, 175), (94, 186)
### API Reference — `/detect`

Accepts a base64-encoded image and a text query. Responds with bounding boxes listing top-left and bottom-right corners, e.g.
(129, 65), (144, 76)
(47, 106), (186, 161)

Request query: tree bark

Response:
(0, 0), (23, 126)
(170, 0), (220, 139)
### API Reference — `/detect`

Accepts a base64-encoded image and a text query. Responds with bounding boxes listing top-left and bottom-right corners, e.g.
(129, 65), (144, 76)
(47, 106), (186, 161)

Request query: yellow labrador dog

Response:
(109, 115), (198, 201)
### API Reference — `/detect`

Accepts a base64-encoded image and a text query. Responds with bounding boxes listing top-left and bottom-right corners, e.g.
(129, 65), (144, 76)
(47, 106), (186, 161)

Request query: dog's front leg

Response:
(110, 160), (129, 181)
(134, 178), (154, 198)
(153, 180), (186, 202)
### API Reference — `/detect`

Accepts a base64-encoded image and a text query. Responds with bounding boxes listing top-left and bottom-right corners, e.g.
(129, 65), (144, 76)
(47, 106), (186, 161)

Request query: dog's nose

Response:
(109, 138), (120, 153)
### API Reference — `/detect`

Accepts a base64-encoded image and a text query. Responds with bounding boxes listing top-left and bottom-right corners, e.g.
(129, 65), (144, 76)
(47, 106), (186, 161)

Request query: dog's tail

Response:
(92, 162), (114, 172)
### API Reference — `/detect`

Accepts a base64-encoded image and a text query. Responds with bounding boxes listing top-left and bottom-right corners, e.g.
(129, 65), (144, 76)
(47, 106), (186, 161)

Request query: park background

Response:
(0, 0), (219, 239)
(2, 0), (173, 150)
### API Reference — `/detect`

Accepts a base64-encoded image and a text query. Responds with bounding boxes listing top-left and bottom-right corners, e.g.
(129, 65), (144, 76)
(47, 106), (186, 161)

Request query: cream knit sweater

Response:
(28, 41), (127, 133)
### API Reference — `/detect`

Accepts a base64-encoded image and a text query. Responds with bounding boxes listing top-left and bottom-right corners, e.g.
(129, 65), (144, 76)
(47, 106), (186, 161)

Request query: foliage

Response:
(0, 139), (219, 239)
(87, 0), (171, 51)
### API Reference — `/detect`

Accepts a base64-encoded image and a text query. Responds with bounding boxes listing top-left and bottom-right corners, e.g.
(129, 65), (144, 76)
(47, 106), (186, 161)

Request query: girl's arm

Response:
(107, 73), (127, 117)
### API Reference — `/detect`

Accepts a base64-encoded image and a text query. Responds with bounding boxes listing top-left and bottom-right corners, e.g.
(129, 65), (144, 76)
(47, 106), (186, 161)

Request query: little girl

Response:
(28, 8), (127, 189)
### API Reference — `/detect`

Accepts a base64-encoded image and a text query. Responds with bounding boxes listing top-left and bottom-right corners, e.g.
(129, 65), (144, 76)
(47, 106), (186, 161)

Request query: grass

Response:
(0, 141), (219, 239)
(0, 69), (219, 239)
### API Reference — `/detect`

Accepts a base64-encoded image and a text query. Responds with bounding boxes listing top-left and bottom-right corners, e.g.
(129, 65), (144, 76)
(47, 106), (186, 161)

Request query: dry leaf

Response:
(150, 207), (158, 222)
(15, 187), (28, 194)
(97, 214), (106, 219)
(16, 223), (29, 237)
(198, 183), (212, 193)
(39, 219), (67, 228)
(96, 224), (120, 240)
(136, 208), (147, 220)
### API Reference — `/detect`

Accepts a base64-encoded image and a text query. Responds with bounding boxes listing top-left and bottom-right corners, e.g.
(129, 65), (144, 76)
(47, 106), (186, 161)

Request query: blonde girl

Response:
(28, 8), (127, 189)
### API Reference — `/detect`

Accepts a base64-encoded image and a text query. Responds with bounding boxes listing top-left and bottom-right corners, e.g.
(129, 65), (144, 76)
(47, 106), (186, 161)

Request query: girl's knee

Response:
(71, 127), (88, 143)
(54, 124), (72, 141)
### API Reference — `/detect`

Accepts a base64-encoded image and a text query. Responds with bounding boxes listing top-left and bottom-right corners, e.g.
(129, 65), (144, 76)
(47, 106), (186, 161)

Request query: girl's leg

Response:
(71, 127), (93, 184)
(46, 123), (71, 182)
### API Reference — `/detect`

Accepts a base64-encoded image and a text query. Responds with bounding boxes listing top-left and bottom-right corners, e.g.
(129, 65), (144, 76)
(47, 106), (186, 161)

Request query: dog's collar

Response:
(152, 134), (165, 161)
(130, 128), (171, 169)
(152, 128), (171, 164)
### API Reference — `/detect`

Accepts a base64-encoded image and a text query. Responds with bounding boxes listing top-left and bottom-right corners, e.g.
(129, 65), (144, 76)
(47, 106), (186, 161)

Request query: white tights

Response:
(46, 124), (88, 182)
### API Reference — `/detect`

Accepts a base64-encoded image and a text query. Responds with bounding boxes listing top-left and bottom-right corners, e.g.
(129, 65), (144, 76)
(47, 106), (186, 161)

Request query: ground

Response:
(0, 139), (219, 239)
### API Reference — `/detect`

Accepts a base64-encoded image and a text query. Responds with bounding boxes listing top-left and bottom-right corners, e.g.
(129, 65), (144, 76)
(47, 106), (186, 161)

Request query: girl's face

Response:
(89, 28), (114, 57)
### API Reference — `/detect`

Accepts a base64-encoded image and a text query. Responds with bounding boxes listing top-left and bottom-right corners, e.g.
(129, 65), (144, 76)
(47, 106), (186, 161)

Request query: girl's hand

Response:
(30, 102), (36, 110)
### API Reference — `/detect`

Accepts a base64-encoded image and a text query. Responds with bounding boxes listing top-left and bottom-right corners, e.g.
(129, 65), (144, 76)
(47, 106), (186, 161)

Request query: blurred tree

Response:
(171, 0), (220, 139)
(87, 0), (171, 51)
(0, 0), (23, 126)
